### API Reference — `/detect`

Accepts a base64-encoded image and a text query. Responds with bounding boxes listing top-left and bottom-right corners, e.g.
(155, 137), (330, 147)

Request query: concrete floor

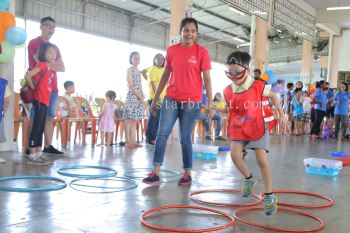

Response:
(0, 135), (349, 233)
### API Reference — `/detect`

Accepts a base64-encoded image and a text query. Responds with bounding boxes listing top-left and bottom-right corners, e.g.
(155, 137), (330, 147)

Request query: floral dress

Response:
(123, 68), (145, 120)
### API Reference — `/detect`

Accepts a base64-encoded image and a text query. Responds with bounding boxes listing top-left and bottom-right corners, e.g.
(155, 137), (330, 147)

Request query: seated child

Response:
(60, 81), (78, 118)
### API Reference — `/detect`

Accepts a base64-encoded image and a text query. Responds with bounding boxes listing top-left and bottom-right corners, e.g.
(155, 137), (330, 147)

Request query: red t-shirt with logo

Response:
(28, 36), (62, 93)
(165, 42), (211, 102)
(33, 62), (53, 107)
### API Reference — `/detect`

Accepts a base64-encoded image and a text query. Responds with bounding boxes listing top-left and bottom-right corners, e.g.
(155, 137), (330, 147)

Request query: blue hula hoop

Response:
(123, 168), (180, 179)
(330, 151), (348, 157)
(57, 165), (117, 178)
(219, 146), (231, 151)
(0, 176), (67, 192)
(69, 177), (138, 193)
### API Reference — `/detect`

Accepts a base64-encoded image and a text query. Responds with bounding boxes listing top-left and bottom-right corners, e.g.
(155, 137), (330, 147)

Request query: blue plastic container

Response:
(193, 144), (219, 160)
(304, 158), (343, 177)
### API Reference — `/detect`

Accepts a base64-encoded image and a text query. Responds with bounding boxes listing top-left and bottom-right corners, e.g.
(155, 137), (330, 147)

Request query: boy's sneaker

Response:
(242, 177), (257, 197)
(43, 145), (64, 155)
(142, 171), (160, 185)
(264, 194), (278, 215)
(178, 173), (192, 186)
(27, 153), (52, 166)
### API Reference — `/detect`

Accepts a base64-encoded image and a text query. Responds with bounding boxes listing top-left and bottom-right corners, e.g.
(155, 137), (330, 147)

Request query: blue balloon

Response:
(5, 27), (27, 46)
(265, 69), (277, 84)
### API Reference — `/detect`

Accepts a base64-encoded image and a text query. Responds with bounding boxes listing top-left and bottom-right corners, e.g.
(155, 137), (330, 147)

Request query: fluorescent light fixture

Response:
(327, 6), (350, 10)
(229, 7), (245, 15)
(276, 29), (282, 33)
(301, 32), (307, 35)
(238, 42), (251, 48)
(232, 37), (245, 42)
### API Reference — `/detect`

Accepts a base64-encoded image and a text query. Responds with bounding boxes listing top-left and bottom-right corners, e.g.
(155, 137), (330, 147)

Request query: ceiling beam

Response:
(129, 0), (249, 42)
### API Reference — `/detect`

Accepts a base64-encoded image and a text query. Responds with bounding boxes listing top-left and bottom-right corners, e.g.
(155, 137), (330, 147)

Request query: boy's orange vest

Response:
(224, 80), (276, 141)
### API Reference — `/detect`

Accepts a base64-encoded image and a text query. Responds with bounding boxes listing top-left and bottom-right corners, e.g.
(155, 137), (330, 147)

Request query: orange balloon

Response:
(260, 73), (269, 81)
(0, 12), (16, 31)
(0, 27), (5, 41)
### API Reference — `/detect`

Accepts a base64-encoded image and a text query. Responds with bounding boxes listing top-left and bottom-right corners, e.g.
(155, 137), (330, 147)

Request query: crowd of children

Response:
(281, 80), (350, 140)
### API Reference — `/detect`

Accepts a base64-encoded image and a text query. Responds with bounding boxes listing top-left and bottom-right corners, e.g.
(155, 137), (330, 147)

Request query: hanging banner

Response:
(273, 0), (316, 42)
(219, 0), (270, 21)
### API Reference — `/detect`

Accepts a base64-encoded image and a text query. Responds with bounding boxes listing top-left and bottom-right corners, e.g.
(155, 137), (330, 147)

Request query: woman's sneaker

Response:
(242, 178), (257, 197)
(178, 173), (192, 186)
(264, 194), (278, 215)
(142, 171), (160, 185)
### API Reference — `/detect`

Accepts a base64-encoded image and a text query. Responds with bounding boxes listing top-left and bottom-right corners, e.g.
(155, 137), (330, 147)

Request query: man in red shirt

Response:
(27, 16), (65, 155)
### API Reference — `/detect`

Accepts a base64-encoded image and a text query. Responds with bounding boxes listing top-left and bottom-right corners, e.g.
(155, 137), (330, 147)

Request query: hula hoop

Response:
(141, 205), (235, 233)
(190, 189), (263, 207)
(57, 165), (117, 178)
(0, 176), (67, 192)
(233, 206), (324, 232)
(218, 146), (231, 151)
(123, 168), (179, 179)
(330, 151), (348, 157)
(69, 177), (138, 193)
(262, 190), (335, 208)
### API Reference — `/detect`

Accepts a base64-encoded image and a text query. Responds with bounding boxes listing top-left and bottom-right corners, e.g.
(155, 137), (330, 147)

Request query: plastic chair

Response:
(13, 93), (29, 148)
(73, 96), (98, 145)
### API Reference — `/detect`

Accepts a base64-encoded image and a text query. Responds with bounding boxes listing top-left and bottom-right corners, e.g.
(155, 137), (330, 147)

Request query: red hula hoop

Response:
(262, 190), (335, 208)
(233, 206), (325, 232)
(190, 189), (263, 207)
(141, 205), (235, 233)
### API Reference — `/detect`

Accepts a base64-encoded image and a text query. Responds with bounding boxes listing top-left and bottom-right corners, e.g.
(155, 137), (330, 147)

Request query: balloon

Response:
(261, 73), (269, 81)
(0, 27), (5, 41)
(265, 69), (277, 84)
(0, 41), (15, 63)
(0, 12), (15, 30)
(6, 26), (27, 45)
(0, 0), (10, 11)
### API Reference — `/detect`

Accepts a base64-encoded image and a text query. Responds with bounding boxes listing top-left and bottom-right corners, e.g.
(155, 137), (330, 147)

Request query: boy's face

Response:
(296, 90), (302, 97)
(67, 85), (75, 94)
(225, 63), (248, 85)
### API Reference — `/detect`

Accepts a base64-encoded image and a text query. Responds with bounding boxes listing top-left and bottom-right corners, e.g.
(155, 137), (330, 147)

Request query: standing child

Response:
(24, 42), (56, 165)
(292, 88), (304, 135)
(98, 90), (117, 146)
(302, 85), (313, 134)
(223, 51), (287, 215)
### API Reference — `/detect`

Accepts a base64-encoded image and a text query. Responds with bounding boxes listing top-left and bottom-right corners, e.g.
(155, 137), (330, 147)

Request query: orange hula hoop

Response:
(190, 189), (263, 207)
(141, 205), (235, 232)
(262, 190), (335, 208)
(233, 206), (325, 232)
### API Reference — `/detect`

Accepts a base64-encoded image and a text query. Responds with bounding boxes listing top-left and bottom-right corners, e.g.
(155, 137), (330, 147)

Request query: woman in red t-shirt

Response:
(142, 17), (212, 186)
(24, 42), (56, 165)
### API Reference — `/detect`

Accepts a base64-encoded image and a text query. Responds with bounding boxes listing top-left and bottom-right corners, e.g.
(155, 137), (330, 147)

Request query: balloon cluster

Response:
(0, 11), (27, 63)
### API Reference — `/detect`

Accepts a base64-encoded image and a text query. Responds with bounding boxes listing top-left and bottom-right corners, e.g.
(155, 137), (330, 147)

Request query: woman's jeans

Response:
(146, 100), (160, 143)
(310, 109), (325, 135)
(153, 97), (200, 169)
(335, 114), (348, 138)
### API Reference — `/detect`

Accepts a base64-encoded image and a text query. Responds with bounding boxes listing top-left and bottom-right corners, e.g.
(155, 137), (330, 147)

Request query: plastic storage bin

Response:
(303, 158), (343, 176)
(193, 144), (219, 160)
